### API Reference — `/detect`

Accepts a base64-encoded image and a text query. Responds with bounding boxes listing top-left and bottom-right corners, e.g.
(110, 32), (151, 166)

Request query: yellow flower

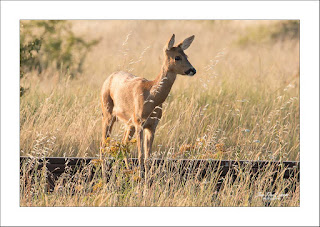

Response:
(215, 143), (225, 152)
(174, 144), (194, 158)
(130, 138), (137, 144)
(102, 137), (111, 147)
(179, 144), (194, 153)
(213, 151), (223, 159)
(92, 181), (103, 192)
(133, 175), (142, 182)
(110, 146), (119, 154)
(123, 169), (134, 175)
(91, 159), (102, 166)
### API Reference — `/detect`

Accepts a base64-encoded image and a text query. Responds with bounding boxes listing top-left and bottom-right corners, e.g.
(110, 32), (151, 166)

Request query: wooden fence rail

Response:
(20, 156), (300, 195)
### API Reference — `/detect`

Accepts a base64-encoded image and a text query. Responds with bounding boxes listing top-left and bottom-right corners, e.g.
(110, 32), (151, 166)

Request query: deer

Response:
(100, 34), (196, 178)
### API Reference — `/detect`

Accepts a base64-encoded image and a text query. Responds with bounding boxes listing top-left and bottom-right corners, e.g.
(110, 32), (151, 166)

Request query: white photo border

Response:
(1, 1), (319, 226)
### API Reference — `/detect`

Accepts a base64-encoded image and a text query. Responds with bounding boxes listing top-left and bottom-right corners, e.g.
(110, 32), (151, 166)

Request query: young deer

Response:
(101, 34), (196, 177)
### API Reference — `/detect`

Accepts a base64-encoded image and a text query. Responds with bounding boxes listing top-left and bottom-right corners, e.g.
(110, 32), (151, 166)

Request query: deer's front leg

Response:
(122, 125), (135, 169)
(135, 125), (145, 178)
(143, 128), (155, 174)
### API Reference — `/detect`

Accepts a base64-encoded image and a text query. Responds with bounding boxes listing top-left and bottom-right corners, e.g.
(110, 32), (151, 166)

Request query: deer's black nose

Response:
(185, 68), (196, 76)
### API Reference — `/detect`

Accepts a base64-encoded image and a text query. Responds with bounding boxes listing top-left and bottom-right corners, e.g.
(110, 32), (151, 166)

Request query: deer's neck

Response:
(150, 65), (177, 106)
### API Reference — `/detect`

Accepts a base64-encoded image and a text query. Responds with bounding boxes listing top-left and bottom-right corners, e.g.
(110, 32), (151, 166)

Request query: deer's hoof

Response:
(140, 170), (145, 179)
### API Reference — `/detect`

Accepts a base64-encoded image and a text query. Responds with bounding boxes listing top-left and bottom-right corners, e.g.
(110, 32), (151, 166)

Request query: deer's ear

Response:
(165, 34), (175, 51)
(178, 35), (195, 50)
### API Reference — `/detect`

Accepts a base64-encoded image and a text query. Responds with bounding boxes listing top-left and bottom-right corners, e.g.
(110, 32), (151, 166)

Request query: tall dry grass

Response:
(20, 20), (299, 161)
(20, 158), (299, 207)
(20, 20), (299, 206)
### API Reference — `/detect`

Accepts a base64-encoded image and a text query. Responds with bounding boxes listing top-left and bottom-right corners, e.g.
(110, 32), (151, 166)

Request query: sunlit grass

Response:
(20, 20), (299, 206)
(20, 156), (299, 207)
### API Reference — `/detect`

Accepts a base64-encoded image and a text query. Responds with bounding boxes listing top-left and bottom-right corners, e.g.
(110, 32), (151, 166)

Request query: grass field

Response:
(20, 20), (300, 206)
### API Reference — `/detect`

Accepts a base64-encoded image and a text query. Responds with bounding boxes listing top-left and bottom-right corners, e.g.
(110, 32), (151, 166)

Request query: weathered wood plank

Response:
(20, 156), (300, 193)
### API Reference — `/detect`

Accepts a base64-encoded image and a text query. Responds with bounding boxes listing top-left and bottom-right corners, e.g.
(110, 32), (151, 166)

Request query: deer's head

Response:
(164, 34), (196, 76)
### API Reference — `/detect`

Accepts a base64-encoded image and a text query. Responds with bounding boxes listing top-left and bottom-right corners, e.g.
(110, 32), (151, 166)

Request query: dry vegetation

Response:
(20, 158), (299, 207)
(20, 20), (299, 206)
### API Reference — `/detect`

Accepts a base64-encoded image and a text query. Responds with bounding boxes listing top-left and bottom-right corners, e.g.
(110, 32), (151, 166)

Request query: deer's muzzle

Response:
(185, 68), (196, 76)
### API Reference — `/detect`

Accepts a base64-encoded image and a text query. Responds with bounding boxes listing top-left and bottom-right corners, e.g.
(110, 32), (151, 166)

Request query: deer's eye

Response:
(175, 56), (181, 61)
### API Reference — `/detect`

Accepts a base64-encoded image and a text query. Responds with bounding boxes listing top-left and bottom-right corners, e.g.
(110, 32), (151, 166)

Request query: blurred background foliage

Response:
(236, 20), (299, 46)
(20, 20), (100, 96)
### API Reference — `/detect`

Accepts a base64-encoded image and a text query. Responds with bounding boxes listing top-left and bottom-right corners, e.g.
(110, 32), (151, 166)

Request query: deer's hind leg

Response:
(100, 93), (116, 181)
(122, 125), (135, 169)
(101, 94), (116, 158)
(135, 125), (145, 178)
